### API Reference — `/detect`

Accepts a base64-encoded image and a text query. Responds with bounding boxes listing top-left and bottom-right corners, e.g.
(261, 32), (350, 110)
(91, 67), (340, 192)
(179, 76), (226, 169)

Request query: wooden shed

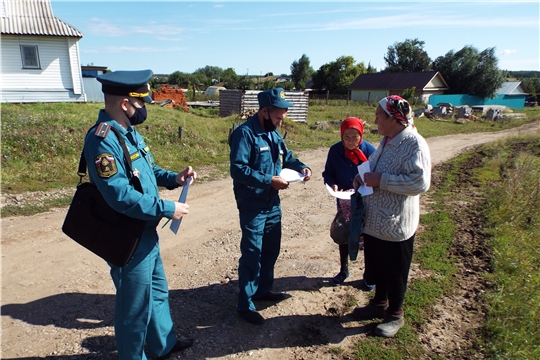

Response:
(220, 90), (309, 122)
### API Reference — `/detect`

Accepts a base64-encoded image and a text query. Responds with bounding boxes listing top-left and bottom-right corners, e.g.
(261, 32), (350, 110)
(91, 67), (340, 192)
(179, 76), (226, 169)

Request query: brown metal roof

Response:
(348, 71), (448, 91)
(1, 0), (83, 37)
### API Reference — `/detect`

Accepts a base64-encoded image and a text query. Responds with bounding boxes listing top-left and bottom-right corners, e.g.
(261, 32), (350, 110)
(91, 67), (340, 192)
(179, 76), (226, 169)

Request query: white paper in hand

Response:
(279, 168), (305, 183)
(325, 184), (354, 200)
(170, 176), (191, 234)
(357, 161), (373, 196)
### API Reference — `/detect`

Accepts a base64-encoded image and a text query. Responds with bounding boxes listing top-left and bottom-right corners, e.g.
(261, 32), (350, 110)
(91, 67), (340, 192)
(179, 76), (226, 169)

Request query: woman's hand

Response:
(353, 174), (363, 190)
(364, 172), (382, 187)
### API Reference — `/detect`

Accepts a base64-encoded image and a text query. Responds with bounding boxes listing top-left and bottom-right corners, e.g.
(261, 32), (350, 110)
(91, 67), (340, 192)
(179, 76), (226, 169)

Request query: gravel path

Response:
(2, 121), (539, 359)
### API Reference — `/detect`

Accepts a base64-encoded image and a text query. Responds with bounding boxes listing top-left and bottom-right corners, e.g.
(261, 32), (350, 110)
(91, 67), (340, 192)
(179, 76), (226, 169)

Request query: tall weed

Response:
(481, 137), (540, 358)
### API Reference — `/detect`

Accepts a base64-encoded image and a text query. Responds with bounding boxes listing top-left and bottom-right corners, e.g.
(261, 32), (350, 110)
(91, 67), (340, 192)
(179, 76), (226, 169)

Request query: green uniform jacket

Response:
(84, 110), (179, 231)
(229, 114), (309, 210)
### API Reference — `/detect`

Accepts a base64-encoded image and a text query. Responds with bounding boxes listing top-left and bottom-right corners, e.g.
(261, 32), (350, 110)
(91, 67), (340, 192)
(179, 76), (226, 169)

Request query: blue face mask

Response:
(125, 101), (147, 125)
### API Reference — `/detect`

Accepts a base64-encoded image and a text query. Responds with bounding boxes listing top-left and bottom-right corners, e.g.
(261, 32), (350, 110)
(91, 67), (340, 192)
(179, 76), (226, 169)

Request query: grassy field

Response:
(349, 134), (540, 359)
(1, 101), (539, 357)
(2, 101), (538, 195)
(1, 101), (538, 217)
(480, 136), (540, 358)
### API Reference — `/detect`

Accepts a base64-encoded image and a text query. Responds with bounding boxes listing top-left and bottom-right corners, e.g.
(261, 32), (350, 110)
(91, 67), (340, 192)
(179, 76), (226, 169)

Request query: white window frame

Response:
(20, 44), (41, 69)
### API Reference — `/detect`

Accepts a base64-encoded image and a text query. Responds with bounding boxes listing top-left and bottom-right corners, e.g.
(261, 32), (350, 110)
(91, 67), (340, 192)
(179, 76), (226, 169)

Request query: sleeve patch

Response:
(94, 123), (111, 138)
(94, 153), (118, 178)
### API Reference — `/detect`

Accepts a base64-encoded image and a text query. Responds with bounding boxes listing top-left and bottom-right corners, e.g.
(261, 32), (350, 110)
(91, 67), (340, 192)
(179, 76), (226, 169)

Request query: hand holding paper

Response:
(162, 176), (192, 234)
(279, 168), (305, 183)
(357, 161), (373, 196)
(325, 184), (354, 200)
(170, 176), (192, 234)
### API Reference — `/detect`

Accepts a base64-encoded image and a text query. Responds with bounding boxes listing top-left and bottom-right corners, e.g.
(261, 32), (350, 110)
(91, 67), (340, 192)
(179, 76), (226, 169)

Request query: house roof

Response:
(81, 66), (108, 72)
(348, 71), (449, 91)
(1, 0), (83, 37)
(497, 81), (528, 96)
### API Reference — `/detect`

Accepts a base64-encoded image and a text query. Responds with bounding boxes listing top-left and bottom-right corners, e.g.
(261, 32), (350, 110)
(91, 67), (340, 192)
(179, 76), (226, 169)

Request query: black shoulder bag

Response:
(62, 126), (146, 267)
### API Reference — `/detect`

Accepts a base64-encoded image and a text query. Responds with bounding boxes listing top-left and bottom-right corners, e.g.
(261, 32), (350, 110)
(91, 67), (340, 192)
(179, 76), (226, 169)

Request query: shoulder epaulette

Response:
(94, 123), (111, 138)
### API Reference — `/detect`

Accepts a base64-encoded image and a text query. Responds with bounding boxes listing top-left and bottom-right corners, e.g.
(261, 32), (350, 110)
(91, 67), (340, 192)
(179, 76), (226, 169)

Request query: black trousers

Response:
(364, 233), (415, 313)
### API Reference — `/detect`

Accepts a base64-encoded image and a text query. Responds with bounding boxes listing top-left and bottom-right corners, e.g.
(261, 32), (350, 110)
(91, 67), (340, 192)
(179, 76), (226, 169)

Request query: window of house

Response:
(20, 45), (41, 69)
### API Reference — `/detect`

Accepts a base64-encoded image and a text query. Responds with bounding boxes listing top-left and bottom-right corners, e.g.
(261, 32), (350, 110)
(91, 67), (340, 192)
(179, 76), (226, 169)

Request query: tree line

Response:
(153, 38), (540, 101)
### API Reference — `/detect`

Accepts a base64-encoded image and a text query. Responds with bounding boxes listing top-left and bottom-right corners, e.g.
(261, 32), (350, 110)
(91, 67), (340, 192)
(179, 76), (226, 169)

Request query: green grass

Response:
(1, 101), (538, 215)
(352, 135), (540, 359)
(2, 100), (540, 356)
(351, 189), (456, 359)
(1, 196), (73, 217)
(478, 137), (540, 358)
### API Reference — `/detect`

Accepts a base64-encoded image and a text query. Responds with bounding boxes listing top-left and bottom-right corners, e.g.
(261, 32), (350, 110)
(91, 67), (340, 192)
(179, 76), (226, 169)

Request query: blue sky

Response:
(51, 1), (539, 76)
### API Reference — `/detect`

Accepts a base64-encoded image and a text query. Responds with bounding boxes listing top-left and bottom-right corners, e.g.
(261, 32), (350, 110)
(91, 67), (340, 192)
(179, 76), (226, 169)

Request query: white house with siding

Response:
(0, 0), (85, 103)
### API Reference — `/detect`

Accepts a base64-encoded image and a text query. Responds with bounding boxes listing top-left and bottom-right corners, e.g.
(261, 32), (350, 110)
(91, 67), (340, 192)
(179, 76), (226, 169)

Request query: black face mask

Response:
(125, 101), (147, 125)
(263, 109), (276, 131)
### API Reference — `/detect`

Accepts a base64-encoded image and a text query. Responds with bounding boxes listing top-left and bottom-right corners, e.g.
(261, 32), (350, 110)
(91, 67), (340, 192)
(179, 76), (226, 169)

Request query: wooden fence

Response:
(219, 90), (309, 122)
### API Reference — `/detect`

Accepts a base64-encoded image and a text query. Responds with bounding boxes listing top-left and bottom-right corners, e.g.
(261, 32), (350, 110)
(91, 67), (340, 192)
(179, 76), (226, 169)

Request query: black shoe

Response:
(156, 338), (194, 360)
(253, 291), (291, 302)
(359, 279), (375, 292)
(238, 310), (265, 325)
(332, 271), (349, 285)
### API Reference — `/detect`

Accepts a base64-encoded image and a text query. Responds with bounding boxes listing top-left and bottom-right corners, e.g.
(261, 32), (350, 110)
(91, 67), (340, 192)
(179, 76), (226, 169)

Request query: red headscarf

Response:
(341, 117), (368, 165)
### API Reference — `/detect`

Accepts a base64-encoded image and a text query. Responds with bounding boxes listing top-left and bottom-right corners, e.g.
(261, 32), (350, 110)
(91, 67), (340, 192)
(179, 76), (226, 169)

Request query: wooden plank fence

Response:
(219, 90), (309, 122)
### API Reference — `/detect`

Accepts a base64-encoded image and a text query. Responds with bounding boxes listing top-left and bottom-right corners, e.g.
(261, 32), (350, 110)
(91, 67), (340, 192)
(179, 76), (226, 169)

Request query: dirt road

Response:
(2, 121), (539, 359)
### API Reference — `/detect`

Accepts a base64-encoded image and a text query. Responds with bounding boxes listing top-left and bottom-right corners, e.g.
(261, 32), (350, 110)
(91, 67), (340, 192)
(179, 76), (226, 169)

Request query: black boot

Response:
(332, 244), (349, 285)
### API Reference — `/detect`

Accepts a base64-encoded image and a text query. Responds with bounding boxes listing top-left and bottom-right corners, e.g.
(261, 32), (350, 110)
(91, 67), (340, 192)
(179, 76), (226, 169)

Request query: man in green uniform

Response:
(85, 69), (194, 359)
(229, 88), (312, 325)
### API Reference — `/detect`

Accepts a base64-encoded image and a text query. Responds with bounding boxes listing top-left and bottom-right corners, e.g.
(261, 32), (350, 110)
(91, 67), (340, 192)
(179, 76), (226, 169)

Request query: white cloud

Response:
(500, 49), (517, 56)
(86, 19), (186, 39)
(87, 18), (127, 37)
(83, 46), (187, 54)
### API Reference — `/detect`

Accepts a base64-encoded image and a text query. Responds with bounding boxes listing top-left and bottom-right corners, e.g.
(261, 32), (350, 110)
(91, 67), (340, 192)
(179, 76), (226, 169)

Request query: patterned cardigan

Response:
(362, 126), (431, 242)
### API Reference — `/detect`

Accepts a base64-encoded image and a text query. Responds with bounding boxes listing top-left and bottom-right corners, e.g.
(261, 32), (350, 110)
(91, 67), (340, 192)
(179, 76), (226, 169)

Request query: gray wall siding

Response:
(83, 78), (104, 102)
(1, 34), (85, 102)
(220, 90), (309, 122)
(350, 90), (388, 102)
(68, 38), (83, 95)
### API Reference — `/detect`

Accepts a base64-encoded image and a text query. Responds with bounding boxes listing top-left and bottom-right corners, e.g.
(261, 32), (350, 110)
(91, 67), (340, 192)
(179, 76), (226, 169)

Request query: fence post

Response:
(326, 90), (329, 105)
(178, 126), (183, 139)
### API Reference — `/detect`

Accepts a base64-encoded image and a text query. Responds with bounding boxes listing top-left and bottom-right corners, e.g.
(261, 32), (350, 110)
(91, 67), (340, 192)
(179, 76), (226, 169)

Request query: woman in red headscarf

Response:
(322, 117), (376, 287)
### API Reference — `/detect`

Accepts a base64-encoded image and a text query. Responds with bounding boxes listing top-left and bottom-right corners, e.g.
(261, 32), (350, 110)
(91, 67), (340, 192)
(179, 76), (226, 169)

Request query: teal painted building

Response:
(429, 81), (528, 110)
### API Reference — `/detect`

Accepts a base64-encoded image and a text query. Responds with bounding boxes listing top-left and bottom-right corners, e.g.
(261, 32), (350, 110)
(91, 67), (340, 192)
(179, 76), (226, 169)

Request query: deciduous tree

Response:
(312, 56), (367, 94)
(433, 46), (505, 99)
(522, 76), (539, 101)
(167, 71), (191, 86)
(290, 54), (314, 90)
(384, 38), (431, 73)
(194, 66), (224, 84)
(221, 68), (239, 89)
